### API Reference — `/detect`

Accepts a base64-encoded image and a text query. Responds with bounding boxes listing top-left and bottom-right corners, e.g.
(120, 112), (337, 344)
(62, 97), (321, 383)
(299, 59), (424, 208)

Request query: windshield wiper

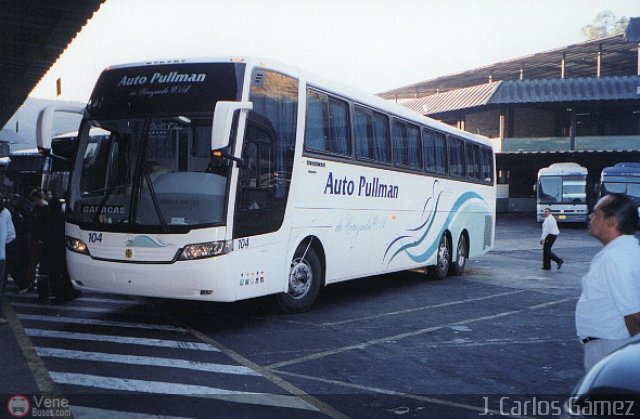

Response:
(90, 184), (126, 224)
(143, 170), (169, 233)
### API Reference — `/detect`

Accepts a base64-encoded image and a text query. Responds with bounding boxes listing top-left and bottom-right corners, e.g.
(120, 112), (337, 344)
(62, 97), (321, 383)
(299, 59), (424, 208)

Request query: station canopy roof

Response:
(401, 75), (640, 115)
(379, 35), (640, 101)
(0, 0), (106, 128)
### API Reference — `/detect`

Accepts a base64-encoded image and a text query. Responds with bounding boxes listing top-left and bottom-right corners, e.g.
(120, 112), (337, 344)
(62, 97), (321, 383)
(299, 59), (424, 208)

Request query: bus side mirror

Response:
(36, 105), (84, 154)
(211, 101), (253, 151)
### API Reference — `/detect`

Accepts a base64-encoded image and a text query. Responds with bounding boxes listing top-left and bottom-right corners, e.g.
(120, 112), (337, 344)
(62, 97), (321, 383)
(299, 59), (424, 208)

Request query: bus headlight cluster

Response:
(178, 240), (233, 260)
(65, 236), (90, 255)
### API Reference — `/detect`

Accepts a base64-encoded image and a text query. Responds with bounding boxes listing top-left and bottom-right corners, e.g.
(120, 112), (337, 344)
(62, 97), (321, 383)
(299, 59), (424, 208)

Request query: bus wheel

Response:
(276, 245), (322, 313)
(429, 233), (450, 280)
(450, 232), (468, 276)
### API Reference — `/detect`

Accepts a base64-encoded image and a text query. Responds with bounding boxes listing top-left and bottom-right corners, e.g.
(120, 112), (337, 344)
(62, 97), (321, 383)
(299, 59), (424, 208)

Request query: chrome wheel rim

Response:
(457, 236), (467, 268)
(288, 258), (312, 299)
(437, 237), (450, 272)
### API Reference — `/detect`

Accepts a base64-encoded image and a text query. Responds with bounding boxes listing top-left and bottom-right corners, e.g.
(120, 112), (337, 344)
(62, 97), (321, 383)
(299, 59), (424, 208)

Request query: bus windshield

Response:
(538, 175), (586, 204)
(601, 182), (640, 201)
(66, 62), (245, 232)
(67, 116), (230, 232)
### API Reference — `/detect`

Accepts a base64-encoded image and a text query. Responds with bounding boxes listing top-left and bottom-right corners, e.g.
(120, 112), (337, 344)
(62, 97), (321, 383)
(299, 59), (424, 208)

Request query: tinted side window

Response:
(423, 129), (436, 172)
(434, 132), (447, 174)
(465, 143), (481, 179)
(304, 89), (350, 156)
(354, 106), (374, 160)
(482, 147), (494, 182)
(329, 98), (350, 155)
(406, 124), (422, 170)
(372, 112), (391, 163)
(448, 136), (465, 177)
(393, 120), (421, 169)
(305, 90), (328, 151)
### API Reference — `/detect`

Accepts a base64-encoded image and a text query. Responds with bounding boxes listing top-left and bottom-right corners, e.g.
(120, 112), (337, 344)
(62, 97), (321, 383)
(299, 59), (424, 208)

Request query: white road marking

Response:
(25, 329), (220, 351)
(13, 302), (139, 313)
(267, 297), (578, 369)
(321, 289), (526, 326)
(37, 347), (259, 376)
(50, 372), (319, 411)
(18, 313), (185, 332)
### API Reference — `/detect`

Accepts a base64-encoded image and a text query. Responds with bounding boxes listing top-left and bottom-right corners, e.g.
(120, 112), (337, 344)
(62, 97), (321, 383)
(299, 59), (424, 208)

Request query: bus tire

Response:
(429, 233), (450, 280)
(276, 244), (322, 313)
(450, 232), (468, 276)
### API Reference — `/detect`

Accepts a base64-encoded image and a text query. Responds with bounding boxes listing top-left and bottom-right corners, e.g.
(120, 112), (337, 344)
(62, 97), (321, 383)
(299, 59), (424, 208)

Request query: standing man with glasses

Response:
(576, 193), (640, 371)
(540, 207), (564, 270)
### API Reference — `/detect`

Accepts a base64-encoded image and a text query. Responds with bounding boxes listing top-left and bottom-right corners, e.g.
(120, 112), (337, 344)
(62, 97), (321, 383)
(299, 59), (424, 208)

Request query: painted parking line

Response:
(18, 313), (185, 332)
(37, 347), (259, 376)
(321, 289), (527, 326)
(25, 328), (220, 351)
(267, 296), (578, 369)
(50, 372), (320, 412)
(13, 302), (146, 314)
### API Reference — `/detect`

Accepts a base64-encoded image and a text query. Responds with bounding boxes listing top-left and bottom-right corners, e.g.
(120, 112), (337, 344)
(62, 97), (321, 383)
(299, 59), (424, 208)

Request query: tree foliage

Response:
(581, 11), (629, 39)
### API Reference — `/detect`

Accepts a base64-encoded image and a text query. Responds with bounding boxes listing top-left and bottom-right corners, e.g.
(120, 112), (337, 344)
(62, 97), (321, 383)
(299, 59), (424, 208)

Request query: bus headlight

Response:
(178, 240), (233, 260)
(65, 236), (90, 255)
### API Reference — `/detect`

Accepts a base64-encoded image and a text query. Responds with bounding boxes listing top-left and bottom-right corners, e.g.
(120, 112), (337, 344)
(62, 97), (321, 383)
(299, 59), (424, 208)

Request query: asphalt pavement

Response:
(0, 212), (617, 418)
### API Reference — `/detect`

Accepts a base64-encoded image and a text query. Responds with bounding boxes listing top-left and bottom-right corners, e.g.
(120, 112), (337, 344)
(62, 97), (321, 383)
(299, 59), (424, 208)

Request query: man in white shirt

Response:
(575, 193), (640, 371)
(540, 208), (563, 270)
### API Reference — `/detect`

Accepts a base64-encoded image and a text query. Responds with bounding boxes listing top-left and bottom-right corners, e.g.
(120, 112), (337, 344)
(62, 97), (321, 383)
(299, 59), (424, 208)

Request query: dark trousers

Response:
(543, 234), (562, 269)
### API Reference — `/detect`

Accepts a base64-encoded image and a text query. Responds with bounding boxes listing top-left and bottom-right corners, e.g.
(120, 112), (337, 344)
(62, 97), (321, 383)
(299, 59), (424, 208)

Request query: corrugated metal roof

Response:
(0, 0), (106, 127)
(399, 76), (640, 116)
(401, 82), (503, 115)
(489, 76), (640, 103)
(380, 35), (639, 100)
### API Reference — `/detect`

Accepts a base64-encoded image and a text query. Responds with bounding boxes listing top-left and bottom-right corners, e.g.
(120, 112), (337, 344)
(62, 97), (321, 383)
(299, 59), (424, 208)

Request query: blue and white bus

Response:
(37, 57), (495, 312)
(599, 162), (640, 216)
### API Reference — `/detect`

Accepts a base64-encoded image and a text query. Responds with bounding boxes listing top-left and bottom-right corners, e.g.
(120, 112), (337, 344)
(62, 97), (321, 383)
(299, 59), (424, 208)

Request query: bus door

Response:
(234, 112), (278, 238)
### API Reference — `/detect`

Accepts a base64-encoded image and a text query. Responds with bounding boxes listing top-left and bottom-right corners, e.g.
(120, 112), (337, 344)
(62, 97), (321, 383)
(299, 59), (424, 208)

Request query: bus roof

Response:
(601, 163), (640, 178)
(538, 162), (587, 176)
(101, 56), (493, 149)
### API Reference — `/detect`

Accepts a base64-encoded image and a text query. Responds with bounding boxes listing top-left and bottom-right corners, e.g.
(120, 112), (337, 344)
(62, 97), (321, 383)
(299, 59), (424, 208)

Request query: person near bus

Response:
(25, 190), (48, 297)
(41, 197), (79, 302)
(12, 194), (34, 293)
(575, 193), (640, 371)
(0, 196), (13, 325)
(540, 207), (564, 270)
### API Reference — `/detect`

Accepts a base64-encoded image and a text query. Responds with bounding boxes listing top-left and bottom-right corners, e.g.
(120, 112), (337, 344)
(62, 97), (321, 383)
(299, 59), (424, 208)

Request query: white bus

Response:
(37, 57), (495, 312)
(536, 162), (588, 223)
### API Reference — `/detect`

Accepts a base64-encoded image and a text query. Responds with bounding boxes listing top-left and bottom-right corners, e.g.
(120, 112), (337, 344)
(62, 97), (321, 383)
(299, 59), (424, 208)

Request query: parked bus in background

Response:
(598, 162), (640, 217)
(37, 57), (495, 312)
(4, 148), (48, 196)
(47, 129), (110, 199)
(536, 162), (588, 223)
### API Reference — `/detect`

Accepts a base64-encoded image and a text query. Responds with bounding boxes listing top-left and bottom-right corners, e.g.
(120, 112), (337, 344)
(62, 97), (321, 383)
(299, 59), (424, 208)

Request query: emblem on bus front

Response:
(125, 249), (133, 259)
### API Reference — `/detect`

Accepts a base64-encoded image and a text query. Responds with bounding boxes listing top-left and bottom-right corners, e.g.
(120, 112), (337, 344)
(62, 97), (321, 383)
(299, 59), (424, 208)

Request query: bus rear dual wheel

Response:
(276, 244), (322, 313)
(429, 232), (468, 280)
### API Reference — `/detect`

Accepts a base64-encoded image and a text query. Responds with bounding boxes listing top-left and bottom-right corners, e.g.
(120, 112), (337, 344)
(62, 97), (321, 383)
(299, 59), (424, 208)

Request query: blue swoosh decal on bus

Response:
(384, 191), (488, 265)
(125, 235), (171, 248)
(382, 183), (443, 262)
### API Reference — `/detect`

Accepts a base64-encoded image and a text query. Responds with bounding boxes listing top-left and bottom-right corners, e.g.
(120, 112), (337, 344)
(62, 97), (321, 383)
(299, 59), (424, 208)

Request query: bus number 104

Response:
(88, 233), (103, 243)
